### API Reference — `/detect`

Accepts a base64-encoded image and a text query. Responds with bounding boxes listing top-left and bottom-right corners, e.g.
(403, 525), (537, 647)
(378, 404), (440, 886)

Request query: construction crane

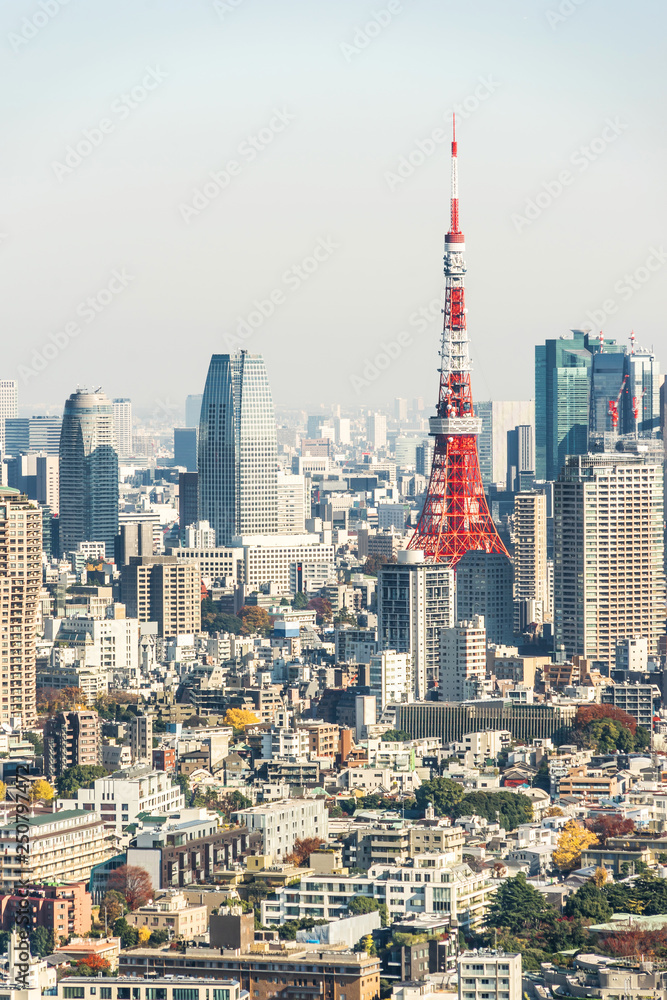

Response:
(608, 375), (628, 433)
(632, 387), (647, 437)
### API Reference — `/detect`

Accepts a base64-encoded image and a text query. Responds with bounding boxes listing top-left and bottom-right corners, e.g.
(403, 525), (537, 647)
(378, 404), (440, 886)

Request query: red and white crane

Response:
(608, 375), (628, 433)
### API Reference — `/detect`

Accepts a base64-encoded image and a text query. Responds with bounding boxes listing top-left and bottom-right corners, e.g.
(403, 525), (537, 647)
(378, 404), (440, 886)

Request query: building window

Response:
(63, 991), (85, 1000)
(173, 992), (200, 1000)
(146, 992), (167, 999)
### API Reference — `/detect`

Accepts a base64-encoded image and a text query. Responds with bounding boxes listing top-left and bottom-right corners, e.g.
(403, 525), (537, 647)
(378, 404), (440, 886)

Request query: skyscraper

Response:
(366, 412), (387, 450)
(513, 491), (550, 632)
(626, 346), (661, 437)
(589, 351), (626, 435)
(554, 451), (666, 667)
(439, 615), (486, 702)
(5, 415), (61, 456)
(455, 551), (514, 645)
(198, 351), (278, 546)
(476, 401), (535, 485)
(535, 331), (624, 481)
(112, 399), (133, 460)
(0, 382), (17, 456)
(59, 389), (119, 555)
(185, 394), (203, 429)
(174, 427), (198, 471)
(0, 486), (41, 726)
(377, 550), (455, 698)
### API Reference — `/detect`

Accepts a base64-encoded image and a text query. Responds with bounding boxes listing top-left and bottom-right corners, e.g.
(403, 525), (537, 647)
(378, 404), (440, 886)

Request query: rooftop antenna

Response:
(598, 331), (604, 354)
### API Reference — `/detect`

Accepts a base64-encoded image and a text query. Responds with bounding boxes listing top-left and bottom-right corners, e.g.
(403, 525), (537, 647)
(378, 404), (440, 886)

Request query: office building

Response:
(6, 453), (59, 514)
(178, 471), (198, 532)
(395, 397), (408, 421)
(477, 400), (535, 485)
(198, 351), (278, 545)
(182, 519), (216, 548)
(277, 470), (309, 534)
(0, 486), (41, 726)
(115, 521), (154, 566)
(355, 694), (377, 741)
(74, 765), (185, 836)
(5, 415), (61, 456)
(235, 533), (335, 593)
(59, 389), (118, 554)
(456, 550), (513, 646)
(0, 381), (17, 455)
(369, 650), (414, 711)
(130, 714), (153, 764)
(47, 609), (139, 682)
(554, 452), (666, 666)
(112, 398), (132, 460)
(535, 331), (624, 481)
(415, 439), (433, 478)
(44, 710), (101, 781)
(366, 412), (387, 450)
(513, 491), (550, 632)
(458, 951), (522, 1000)
(121, 555), (202, 636)
(378, 551), (455, 697)
(506, 424), (534, 491)
(60, 977), (242, 1000)
(174, 426), (197, 471)
(627, 347), (661, 436)
(185, 393), (203, 429)
(440, 616), (486, 701)
(232, 798), (328, 860)
(589, 351), (627, 434)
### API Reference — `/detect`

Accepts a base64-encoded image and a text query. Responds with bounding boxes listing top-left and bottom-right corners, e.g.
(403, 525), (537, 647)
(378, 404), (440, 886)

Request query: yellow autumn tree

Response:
(544, 806), (564, 818)
(0, 781), (6, 802)
(593, 866), (610, 887)
(224, 708), (260, 731)
(137, 926), (151, 944)
(553, 820), (598, 872)
(30, 779), (54, 803)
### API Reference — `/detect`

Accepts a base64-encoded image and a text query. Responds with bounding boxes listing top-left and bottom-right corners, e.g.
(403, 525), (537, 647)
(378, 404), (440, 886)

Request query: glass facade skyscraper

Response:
(59, 389), (119, 555)
(198, 351), (278, 545)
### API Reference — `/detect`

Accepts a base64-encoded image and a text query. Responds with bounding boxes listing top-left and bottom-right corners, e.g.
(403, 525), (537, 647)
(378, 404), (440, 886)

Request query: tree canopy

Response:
(381, 730), (412, 743)
(201, 598), (244, 635)
(283, 837), (325, 867)
(486, 873), (556, 933)
(553, 820), (599, 872)
(108, 864), (154, 911)
(416, 779), (533, 831)
(238, 606), (272, 636)
(348, 895), (388, 926)
(56, 765), (107, 797)
(224, 708), (260, 731)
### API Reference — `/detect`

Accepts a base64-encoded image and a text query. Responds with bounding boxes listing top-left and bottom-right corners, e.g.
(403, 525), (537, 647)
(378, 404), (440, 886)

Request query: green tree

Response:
(56, 764), (107, 797)
(455, 791), (533, 831)
(29, 927), (54, 958)
(113, 917), (139, 949)
(532, 758), (550, 792)
(99, 890), (126, 928)
(381, 730), (412, 743)
(415, 777), (464, 816)
(200, 598), (244, 636)
(292, 592), (308, 609)
(348, 895), (388, 927)
(564, 881), (612, 921)
(486, 873), (556, 933)
(23, 731), (44, 756)
(0, 931), (9, 955)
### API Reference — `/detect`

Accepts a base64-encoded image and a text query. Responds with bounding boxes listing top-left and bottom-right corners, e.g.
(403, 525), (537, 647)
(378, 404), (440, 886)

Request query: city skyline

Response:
(3, 0), (666, 411)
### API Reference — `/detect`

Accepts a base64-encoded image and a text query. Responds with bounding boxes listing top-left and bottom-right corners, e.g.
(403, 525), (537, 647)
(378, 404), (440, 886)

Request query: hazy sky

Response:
(3, 0), (666, 417)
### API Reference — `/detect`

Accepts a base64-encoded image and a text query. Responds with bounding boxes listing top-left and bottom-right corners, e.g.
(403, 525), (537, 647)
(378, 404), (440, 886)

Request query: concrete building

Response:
(198, 351), (278, 545)
(125, 890), (208, 938)
(45, 610), (139, 684)
(378, 550), (455, 697)
(5, 415), (61, 456)
(59, 977), (243, 1000)
(554, 452), (666, 667)
(0, 809), (111, 890)
(174, 427), (197, 472)
(233, 533), (335, 593)
(121, 555), (201, 637)
(179, 471), (198, 533)
(456, 550), (514, 647)
(0, 880), (91, 945)
(277, 471), (309, 534)
(171, 545), (242, 587)
(440, 616), (487, 702)
(59, 388), (118, 554)
(367, 412), (387, 450)
(71, 765), (185, 836)
(44, 710), (101, 781)
(232, 798), (328, 860)
(601, 682), (658, 730)
(458, 950), (522, 1000)
(370, 650), (414, 712)
(513, 491), (550, 632)
(130, 714), (153, 764)
(0, 486), (42, 726)
(112, 398), (133, 460)
(477, 400), (534, 485)
(0, 381), (17, 455)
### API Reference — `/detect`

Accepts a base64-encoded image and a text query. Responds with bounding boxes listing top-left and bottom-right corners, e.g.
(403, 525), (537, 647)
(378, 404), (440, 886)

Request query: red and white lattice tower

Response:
(408, 117), (509, 566)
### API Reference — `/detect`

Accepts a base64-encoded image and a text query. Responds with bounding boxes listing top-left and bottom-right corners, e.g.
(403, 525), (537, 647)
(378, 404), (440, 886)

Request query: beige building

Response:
(126, 889), (208, 938)
(0, 487), (42, 726)
(0, 809), (112, 891)
(121, 555), (201, 636)
(554, 453), (666, 667)
(514, 491), (550, 624)
(440, 616), (486, 702)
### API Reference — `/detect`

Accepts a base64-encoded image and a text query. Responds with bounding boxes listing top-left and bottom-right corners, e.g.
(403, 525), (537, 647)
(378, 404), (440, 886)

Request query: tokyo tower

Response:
(408, 117), (509, 566)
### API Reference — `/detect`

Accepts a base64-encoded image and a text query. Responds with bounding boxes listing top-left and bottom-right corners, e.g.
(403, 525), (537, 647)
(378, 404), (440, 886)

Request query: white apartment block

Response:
(71, 766), (185, 835)
(233, 534), (336, 593)
(183, 520), (217, 548)
(261, 727), (310, 759)
(233, 798), (328, 860)
(172, 546), (243, 587)
(440, 616), (487, 702)
(0, 808), (111, 890)
(277, 471), (310, 534)
(262, 853), (491, 929)
(458, 951), (522, 1000)
(513, 492), (550, 620)
(0, 381), (17, 455)
(370, 650), (414, 712)
(46, 611), (139, 681)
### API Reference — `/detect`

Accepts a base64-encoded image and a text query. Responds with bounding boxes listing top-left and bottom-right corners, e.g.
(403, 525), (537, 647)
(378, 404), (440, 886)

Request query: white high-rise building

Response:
(477, 400), (535, 485)
(0, 381), (17, 456)
(439, 615), (486, 702)
(378, 550), (455, 698)
(366, 412), (387, 451)
(183, 519), (216, 548)
(554, 452), (666, 667)
(369, 650), (414, 712)
(113, 398), (133, 460)
(513, 491), (550, 630)
(458, 951), (522, 1000)
(277, 471), (309, 534)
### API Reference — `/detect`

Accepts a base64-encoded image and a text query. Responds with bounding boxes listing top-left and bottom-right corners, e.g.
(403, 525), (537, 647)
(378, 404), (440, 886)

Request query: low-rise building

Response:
(0, 809), (112, 891)
(232, 798), (328, 860)
(59, 976), (244, 1000)
(70, 765), (185, 835)
(0, 880), (91, 944)
(125, 889), (208, 938)
(458, 950), (522, 1000)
